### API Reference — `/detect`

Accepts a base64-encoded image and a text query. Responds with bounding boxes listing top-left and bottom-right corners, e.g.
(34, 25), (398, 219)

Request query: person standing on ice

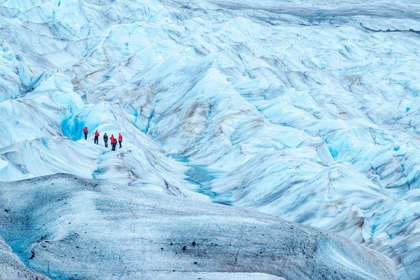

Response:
(103, 133), (108, 148)
(83, 126), (88, 140)
(110, 135), (117, 151)
(113, 138), (118, 151)
(118, 133), (123, 148)
(94, 130), (99, 145)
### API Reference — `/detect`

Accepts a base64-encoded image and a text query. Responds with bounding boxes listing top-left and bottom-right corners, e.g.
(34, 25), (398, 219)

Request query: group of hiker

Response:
(83, 127), (122, 151)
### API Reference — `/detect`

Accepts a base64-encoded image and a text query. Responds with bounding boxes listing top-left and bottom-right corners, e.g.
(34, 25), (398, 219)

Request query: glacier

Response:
(1, 0), (420, 278)
(0, 235), (49, 279)
(0, 174), (395, 280)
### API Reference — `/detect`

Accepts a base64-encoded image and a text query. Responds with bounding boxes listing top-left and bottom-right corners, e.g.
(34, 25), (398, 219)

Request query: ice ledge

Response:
(0, 174), (396, 280)
(0, 235), (50, 280)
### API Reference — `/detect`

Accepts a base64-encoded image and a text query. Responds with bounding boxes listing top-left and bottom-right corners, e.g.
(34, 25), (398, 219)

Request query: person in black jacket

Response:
(103, 133), (108, 148)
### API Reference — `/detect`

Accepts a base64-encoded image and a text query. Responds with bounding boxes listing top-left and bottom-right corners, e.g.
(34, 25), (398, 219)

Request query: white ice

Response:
(0, 174), (395, 280)
(1, 0), (420, 278)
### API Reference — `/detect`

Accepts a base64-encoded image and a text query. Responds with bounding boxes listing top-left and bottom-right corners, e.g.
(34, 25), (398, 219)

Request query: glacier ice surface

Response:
(0, 0), (420, 278)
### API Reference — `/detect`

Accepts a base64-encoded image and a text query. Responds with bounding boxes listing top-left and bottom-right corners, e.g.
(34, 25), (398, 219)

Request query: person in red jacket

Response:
(83, 126), (88, 140)
(110, 134), (117, 151)
(118, 133), (123, 148)
(94, 130), (99, 145)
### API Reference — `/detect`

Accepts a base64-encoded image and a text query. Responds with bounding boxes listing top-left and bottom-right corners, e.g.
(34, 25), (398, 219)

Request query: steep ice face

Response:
(0, 175), (396, 280)
(0, 0), (420, 278)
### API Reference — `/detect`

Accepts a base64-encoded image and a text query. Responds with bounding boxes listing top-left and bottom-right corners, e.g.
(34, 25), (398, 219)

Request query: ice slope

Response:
(0, 0), (420, 278)
(0, 50), (204, 198)
(0, 174), (396, 280)
(0, 235), (50, 280)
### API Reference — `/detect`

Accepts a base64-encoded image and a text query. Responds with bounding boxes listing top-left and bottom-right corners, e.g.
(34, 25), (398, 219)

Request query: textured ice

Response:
(1, 0), (420, 278)
(0, 175), (395, 280)
(0, 235), (49, 280)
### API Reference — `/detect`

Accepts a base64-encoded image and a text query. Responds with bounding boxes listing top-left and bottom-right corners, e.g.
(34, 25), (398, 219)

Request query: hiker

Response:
(83, 126), (88, 140)
(111, 134), (117, 151)
(111, 137), (117, 151)
(94, 130), (99, 144)
(114, 138), (118, 151)
(103, 133), (108, 148)
(118, 133), (123, 148)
